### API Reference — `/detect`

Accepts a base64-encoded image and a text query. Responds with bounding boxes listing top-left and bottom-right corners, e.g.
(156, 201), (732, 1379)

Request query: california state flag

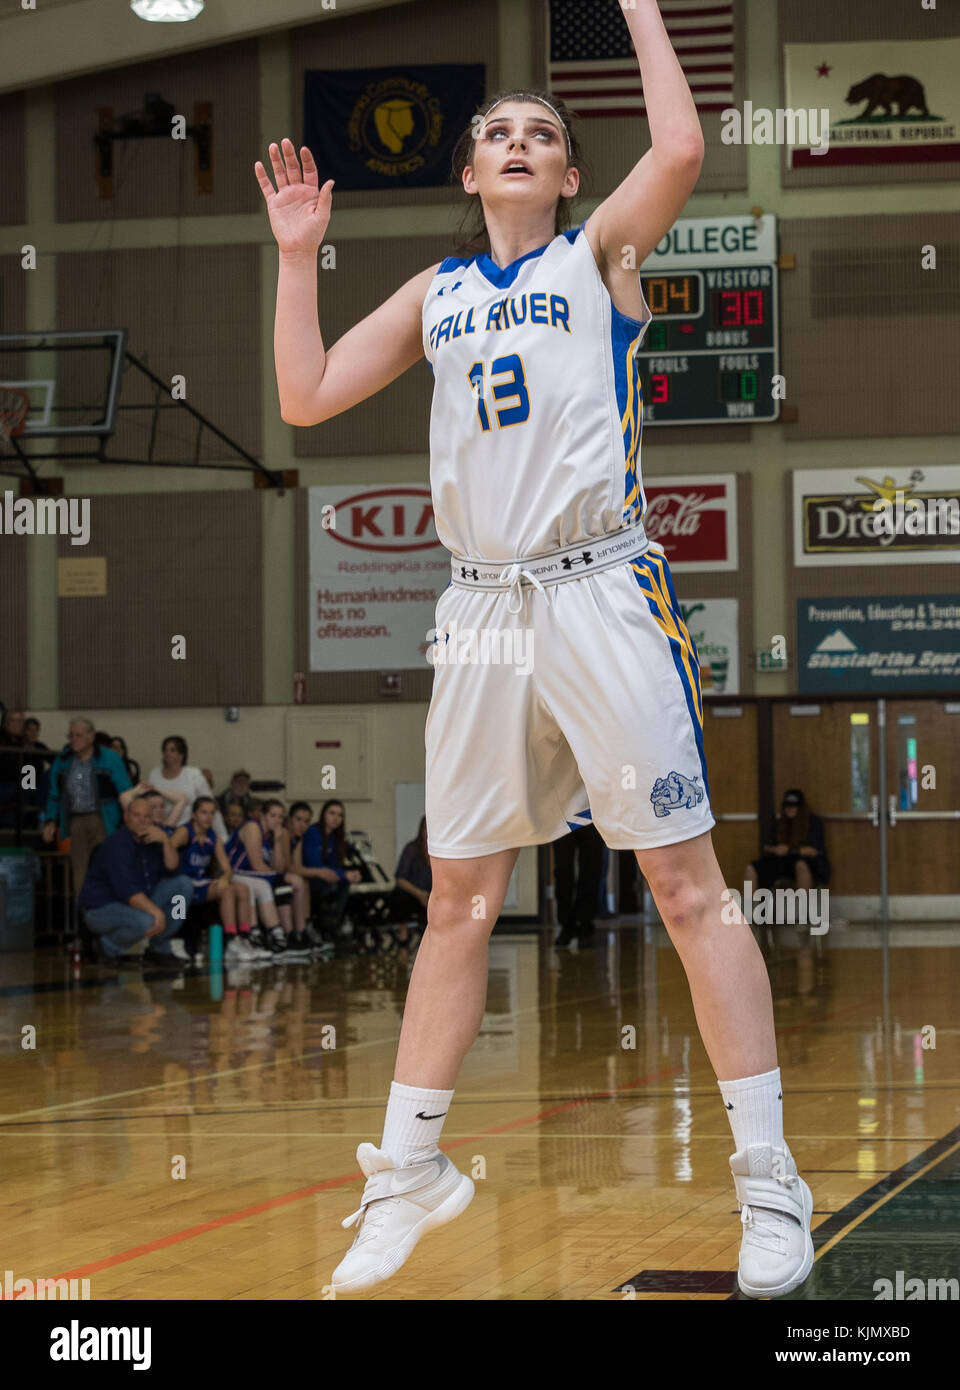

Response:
(783, 38), (960, 168)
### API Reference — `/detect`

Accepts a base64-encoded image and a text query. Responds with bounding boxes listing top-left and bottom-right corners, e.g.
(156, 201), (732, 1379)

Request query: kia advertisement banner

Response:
(308, 479), (740, 671)
(309, 485), (447, 672)
(641, 474), (738, 571)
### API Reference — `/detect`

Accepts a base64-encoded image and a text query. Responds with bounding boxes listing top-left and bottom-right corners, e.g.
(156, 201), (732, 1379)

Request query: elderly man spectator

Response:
(218, 769), (254, 822)
(42, 717), (140, 893)
(78, 794), (194, 966)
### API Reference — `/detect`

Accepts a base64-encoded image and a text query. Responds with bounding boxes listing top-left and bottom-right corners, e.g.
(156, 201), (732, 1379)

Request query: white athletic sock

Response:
(717, 1067), (790, 1159)
(379, 1081), (454, 1165)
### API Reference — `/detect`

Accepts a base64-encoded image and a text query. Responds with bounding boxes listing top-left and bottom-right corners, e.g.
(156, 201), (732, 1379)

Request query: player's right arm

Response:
(256, 138), (440, 427)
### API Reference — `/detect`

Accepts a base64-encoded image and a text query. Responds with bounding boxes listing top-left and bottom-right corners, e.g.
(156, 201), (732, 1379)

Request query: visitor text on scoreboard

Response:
(637, 214), (780, 426)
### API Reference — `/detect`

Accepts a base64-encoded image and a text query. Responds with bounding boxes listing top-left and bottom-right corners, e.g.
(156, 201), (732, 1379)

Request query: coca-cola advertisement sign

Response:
(642, 474), (738, 571)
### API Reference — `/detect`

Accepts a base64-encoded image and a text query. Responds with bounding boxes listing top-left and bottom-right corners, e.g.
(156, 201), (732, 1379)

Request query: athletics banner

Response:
(679, 598), (739, 696)
(303, 64), (485, 190)
(784, 39), (960, 169)
(797, 596), (960, 694)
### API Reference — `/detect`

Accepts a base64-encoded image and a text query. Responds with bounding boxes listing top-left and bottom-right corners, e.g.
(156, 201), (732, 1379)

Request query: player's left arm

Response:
(587, 0), (705, 288)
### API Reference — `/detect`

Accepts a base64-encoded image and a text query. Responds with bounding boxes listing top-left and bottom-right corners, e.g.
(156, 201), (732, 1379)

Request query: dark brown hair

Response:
(317, 799), (348, 865)
(777, 790), (811, 848)
(449, 89), (590, 260)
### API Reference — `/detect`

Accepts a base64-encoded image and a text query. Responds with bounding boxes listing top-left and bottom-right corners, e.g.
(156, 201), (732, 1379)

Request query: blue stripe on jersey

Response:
(631, 558), (710, 803)
(609, 303), (649, 528)
(440, 227), (585, 289)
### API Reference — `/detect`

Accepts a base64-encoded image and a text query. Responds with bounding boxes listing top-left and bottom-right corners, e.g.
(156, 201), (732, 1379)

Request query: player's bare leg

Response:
(636, 830), (813, 1297)
(394, 847), (519, 1087)
(332, 847), (518, 1292)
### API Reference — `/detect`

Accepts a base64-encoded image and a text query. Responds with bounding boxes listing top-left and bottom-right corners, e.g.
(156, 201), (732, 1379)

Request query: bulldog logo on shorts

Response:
(650, 770), (704, 818)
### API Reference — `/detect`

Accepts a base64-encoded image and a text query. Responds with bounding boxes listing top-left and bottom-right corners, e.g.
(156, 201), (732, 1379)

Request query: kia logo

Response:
(326, 487), (441, 553)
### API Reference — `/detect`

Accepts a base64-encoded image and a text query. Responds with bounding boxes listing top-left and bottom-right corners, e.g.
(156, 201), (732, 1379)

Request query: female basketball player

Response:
(169, 796), (256, 963)
(256, 0), (813, 1300)
(229, 800), (311, 957)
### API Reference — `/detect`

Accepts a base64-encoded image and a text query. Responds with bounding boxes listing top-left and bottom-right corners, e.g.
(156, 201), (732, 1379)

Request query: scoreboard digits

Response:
(635, 216), (780, 425)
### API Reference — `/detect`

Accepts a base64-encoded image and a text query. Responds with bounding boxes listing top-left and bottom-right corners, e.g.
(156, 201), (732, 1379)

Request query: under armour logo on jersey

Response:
(560, 550), (594, 571)
(437, 281), (463, 296)
(459, 566), (480, 580)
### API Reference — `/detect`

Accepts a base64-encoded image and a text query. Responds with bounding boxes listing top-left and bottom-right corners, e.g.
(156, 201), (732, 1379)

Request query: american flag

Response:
(547, 0), (736, 118)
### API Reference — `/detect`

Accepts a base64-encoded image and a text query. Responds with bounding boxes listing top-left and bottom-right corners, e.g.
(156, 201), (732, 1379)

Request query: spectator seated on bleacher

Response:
(77, 794), (194, 966)
(148, 736), (227, 840)
(169, 796), (257, 964)
(383, 815), (431, 945)
(745, 787), (830, 899)
(144, 786), (187, 831)
(217, 769), (255, 823)
(109, 735), (140, 785)
(293, 798), (362, 941)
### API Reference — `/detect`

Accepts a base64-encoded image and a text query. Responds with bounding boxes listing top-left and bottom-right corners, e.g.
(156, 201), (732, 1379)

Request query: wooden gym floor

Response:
(1, 921), (958, 1301)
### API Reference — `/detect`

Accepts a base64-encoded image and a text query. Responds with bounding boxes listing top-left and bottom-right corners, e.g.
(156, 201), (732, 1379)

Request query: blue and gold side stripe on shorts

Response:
(630, 550), (710, 803)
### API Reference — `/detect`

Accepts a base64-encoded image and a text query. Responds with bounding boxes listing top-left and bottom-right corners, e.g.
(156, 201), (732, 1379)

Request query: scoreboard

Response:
(636, 214), (780, 425)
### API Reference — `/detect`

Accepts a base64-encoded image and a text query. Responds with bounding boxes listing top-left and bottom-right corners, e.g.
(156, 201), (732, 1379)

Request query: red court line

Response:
(13, 1064), (683, 1294)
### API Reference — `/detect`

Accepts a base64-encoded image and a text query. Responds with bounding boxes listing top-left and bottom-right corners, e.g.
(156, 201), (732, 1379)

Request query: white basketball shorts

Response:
(424, 547), (716, 858)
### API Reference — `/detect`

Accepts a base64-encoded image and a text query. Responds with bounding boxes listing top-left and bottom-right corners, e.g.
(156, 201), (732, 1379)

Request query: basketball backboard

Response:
(0, 330), (126, 439)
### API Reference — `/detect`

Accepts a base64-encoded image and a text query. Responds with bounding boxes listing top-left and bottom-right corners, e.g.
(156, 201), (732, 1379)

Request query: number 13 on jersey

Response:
(468, 354), (530, 430)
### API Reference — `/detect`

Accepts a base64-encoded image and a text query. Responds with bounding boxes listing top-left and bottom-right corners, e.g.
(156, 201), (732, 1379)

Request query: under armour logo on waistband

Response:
(561, 551), (594, 570)
(459, 566), (480, 580)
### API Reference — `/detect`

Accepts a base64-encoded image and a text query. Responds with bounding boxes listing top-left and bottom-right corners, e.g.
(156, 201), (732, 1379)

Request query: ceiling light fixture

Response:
(130, 0), (205, 21)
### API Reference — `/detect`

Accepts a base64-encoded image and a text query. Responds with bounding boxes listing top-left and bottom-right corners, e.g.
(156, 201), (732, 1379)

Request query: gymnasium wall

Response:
(57, 245), (262, 463)
(0, 0), (958, 742)
(55, 491), (263, 709)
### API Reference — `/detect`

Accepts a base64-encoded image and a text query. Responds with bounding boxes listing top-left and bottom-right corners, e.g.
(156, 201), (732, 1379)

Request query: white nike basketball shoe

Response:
(730, 1144), (814, 1297)
(331, 1143), (475, 1293)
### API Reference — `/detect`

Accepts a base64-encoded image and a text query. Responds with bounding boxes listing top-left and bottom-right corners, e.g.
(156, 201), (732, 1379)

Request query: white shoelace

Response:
(341, 1195), (405, 1241)
(497, 563), (547, 614)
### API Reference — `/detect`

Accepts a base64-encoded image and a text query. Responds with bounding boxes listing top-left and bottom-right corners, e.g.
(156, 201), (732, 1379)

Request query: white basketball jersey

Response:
(422, 222), (651, 564)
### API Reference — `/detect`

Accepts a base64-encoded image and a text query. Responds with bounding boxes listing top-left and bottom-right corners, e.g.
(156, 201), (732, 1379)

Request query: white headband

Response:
(481, 95), (572, 157)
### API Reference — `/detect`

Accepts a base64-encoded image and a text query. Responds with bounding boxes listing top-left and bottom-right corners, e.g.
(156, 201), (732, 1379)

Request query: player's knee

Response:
(425, 879), (489, 933)
(650, 878), (711, 932)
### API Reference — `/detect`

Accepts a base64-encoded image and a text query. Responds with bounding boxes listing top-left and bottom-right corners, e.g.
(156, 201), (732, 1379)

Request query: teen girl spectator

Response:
(745, 788), (830, 897)
(227, 800), (310, 958)
(287, 801), (312, 852)
(110, 736), (141, 785)
(144, 787), (187, 830)
(170, 797), (260, 963)
(294, 799), (362, 940)
(385, 815), (431, 946)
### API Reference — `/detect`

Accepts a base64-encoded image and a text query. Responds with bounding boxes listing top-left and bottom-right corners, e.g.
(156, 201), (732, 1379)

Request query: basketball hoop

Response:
(0, 386), (30, 447)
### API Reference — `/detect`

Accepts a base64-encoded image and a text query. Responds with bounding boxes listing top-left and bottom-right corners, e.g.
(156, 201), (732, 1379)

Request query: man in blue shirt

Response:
(78, 794), (194, 965)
